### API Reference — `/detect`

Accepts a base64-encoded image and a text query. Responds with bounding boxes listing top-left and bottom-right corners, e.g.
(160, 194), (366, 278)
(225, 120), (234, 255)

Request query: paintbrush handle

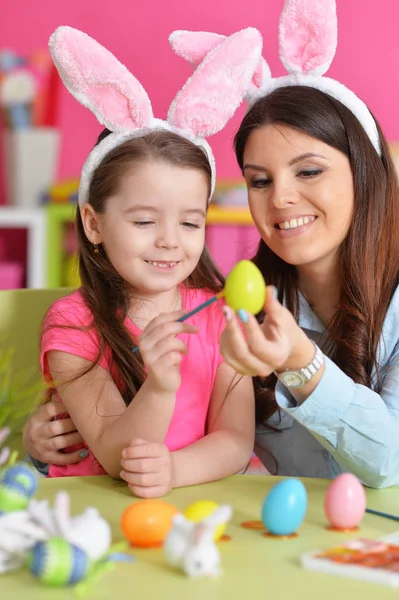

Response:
(131, 294), (220, 353)
(366, 508), (399, 522)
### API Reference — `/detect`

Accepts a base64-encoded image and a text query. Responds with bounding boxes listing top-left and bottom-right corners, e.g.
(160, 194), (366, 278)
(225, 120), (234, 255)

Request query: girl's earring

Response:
(93, 243), (99, 254)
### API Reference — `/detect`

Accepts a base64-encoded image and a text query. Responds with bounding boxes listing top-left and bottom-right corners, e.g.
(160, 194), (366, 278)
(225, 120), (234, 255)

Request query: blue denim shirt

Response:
(255, 285), (399, 488)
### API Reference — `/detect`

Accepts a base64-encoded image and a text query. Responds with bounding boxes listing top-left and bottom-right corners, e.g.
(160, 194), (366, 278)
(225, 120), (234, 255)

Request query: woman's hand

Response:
(220, 286), (313, 377)
(139, 310), (198, 394)
(22, 399), (87, 465)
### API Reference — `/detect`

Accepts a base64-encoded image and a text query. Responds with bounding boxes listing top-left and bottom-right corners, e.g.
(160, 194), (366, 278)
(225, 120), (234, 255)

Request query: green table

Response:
(3, 475), (399, 599)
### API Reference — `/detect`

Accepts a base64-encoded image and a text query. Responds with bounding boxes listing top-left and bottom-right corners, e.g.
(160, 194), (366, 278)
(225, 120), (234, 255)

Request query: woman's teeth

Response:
(277, 216), (316, 230)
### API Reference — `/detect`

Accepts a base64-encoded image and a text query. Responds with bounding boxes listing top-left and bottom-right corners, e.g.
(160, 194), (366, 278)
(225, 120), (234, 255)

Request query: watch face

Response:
(280, 371), (306, 388)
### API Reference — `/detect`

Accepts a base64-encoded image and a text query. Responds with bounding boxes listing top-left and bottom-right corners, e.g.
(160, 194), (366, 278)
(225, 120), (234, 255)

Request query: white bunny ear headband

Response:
(48, 26), (263, 207)
(170, 0), (381, 156)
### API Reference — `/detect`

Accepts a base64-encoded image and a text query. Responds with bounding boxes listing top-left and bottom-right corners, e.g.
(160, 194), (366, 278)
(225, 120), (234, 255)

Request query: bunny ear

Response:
(170, 29), (270, 92)
(204, 505), (233, 528)
(53, 491), (71, 537)
(252, 57), (272, 90)
(192, 522), (209, 545)
(279, 0), (337, 76)
(168, 27), (263, 137)
(169, 30), (226, 68)
(49, 26), (153, 133)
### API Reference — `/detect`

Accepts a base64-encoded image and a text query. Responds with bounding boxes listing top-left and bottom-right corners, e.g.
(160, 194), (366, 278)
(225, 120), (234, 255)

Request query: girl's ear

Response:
(80, 203), (103, 244)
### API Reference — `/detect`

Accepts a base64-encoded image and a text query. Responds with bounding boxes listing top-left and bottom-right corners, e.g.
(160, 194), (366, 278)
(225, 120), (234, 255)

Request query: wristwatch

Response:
(275, 342), (324, 389)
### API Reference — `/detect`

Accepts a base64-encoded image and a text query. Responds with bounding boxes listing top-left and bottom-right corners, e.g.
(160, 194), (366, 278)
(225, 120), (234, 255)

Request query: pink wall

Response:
(1, 0), (399, 188)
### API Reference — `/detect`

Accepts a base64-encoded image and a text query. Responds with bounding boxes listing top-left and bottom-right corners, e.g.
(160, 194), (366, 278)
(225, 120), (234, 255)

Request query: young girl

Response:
(23, 26), (263, 497)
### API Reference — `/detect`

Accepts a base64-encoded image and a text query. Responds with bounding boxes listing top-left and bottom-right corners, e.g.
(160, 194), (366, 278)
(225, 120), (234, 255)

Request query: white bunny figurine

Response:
(68, 507), (112, 561)
(0, 510), (47, 573)
(27, 491), (112, 561)
(164, 504), (232, 578)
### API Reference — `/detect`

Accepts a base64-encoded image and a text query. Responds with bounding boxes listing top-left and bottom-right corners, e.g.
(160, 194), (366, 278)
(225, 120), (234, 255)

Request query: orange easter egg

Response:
(120, 499), (179, 548)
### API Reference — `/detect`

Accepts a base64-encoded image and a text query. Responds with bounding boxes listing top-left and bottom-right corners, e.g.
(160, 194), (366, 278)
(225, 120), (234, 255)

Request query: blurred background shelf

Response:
(0, 206), (46, 288)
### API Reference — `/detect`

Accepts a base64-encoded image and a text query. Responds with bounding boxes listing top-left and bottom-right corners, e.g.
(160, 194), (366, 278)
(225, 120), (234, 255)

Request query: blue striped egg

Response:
(27, 538), (91, 586)
(0, 463), (38, 513)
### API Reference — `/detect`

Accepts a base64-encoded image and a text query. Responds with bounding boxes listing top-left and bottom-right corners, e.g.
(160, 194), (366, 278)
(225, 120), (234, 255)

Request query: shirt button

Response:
(303, 416), (315, 425)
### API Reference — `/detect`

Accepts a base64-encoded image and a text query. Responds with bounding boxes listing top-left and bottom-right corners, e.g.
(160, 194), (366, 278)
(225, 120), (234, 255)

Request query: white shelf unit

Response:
(0, 206), (46, 288)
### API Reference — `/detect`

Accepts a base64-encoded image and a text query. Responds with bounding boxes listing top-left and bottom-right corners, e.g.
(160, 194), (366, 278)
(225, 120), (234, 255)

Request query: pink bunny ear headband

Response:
(170, 0), (381, 156)
(48, 26), (263, 207)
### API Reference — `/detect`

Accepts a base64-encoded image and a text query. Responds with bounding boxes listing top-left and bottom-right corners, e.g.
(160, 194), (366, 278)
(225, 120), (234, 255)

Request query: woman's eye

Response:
(298, 169), (323, 178)
(134, 221), (154, 226)
(250, 178), (270, 189)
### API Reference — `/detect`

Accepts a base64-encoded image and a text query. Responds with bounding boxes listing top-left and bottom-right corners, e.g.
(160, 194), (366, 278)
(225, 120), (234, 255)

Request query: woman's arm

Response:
(275, 350), (399, 489)
(220, 292), (399, 489)
(22, 400), (86, 469)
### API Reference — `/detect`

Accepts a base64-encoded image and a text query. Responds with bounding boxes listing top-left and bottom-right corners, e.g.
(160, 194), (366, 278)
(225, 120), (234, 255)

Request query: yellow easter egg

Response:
(224, 260), (266, 314)
(183, 500), (226, 541)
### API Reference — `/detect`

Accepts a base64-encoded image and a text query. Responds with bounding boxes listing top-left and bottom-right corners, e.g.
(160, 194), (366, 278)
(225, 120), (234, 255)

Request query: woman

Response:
(220, 84), (399, 488)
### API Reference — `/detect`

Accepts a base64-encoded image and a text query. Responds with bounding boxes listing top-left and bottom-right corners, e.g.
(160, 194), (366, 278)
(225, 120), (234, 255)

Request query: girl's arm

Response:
(170, 361), (255, 487)
(47, 351), (176, 478)
(46, 311), (197, 479)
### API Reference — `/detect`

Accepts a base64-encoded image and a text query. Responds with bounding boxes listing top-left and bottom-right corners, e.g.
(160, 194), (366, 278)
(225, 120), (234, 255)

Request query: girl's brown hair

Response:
(44, 129), (224, 405)
(234, 86), (399, 425)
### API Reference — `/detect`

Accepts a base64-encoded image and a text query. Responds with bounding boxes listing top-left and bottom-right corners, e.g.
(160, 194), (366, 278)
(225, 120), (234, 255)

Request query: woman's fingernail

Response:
(79, 450), (89, 459)
(237, 309), (248, 324)
(223, 306), (233, 322)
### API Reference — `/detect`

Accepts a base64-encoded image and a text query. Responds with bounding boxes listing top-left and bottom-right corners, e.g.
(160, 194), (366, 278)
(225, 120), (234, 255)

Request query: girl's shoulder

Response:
(44, 289), (94, 328)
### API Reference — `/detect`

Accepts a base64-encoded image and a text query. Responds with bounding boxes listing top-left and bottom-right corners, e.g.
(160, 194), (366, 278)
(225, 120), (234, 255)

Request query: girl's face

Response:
(242, 124), (355, 274)
(82, 160), (208, 294)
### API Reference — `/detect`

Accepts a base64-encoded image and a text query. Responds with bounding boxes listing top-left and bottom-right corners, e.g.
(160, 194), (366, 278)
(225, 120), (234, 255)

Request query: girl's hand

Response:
(120, 439), (173, 498)
(139, 310), (198, 394)
(220, 286), (311, 377)
(22, 399), (86, 465)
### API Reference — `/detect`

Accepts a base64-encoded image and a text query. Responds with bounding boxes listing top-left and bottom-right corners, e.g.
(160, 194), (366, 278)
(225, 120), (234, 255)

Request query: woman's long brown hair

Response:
(43, 129), (225, 405)
(234, 86), (399, 425)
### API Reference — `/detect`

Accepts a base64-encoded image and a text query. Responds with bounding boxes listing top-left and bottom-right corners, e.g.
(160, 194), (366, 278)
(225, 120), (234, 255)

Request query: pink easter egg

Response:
(324, 473), (366, 529)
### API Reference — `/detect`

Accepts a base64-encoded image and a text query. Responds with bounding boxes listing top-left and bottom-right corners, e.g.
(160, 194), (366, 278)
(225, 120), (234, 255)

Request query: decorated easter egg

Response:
(261, 479), (308, 536)
(184, 500), (225, 541)
(224, 260), (266, 315)
(324, 473), (366, 529)
(0, 463), (38, 513)
(120, 499), (179, 548)
(26, 538), (91, 586)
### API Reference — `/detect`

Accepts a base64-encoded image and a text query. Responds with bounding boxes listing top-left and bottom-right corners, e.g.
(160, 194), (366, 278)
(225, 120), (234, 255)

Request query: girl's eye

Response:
(182, 222), (200, 229)
(134, 221), (154, 226)
(250, 178), (270, 189)
(298, 168), (323, 178)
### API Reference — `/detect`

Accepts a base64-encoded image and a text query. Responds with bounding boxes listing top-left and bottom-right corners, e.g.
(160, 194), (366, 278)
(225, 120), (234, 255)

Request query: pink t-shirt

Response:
(40, 286), (226, 477)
